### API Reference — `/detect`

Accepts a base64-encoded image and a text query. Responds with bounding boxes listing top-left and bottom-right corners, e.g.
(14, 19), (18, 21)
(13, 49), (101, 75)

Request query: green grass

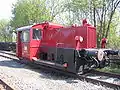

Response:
(97, 64), (120, 74)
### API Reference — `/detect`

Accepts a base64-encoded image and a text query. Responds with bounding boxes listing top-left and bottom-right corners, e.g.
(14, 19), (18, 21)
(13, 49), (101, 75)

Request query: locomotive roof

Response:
(16, 22), (63, 31)
(16, 25), (33, 31)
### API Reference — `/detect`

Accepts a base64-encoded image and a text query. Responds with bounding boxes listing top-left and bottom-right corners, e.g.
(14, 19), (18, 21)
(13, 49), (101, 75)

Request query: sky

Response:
(0, 0), (16, 20)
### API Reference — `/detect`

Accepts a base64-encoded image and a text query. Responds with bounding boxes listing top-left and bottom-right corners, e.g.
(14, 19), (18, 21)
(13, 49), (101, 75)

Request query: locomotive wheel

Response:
(78, 64), (93, 74)
(90, 57), (99, 68)
(104, 55), (110, 66)
(76, 57), (85, 74)
(76, 57), (90, 74)
(77, 65), (85, 74)
(105, 59), (110, 66)
(99, 58), (110, 68)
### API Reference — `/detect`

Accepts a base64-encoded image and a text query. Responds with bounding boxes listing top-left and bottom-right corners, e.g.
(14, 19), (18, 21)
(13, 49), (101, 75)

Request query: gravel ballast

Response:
(0, 56), (114, 90)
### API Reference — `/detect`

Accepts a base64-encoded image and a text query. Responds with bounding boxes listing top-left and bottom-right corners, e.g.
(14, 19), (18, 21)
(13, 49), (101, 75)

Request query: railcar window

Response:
(21, 30), (30, 42)
(33, 29), (42, 40)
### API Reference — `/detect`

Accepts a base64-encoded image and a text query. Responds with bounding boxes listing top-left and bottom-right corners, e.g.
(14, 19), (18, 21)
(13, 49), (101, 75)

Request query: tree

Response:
(11, 0), (51, 28)
(107, 11), (120, 49)
(95, 0), (120, 47)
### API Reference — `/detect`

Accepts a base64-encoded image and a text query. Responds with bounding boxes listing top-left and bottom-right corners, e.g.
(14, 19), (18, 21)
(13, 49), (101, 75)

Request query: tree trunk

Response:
(93, 7), (96, 27)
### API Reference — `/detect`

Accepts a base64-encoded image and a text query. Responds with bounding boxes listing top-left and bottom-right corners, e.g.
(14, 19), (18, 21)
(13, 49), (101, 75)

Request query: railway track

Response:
(82, 70), (120, 89)
(0, 50), (120, 89)
(0, 78), (13, 90)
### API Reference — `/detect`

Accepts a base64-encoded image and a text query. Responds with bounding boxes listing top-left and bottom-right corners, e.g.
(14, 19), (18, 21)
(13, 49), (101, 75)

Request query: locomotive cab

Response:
(16, 22), (63, 61)
(16, 24), (43, 60)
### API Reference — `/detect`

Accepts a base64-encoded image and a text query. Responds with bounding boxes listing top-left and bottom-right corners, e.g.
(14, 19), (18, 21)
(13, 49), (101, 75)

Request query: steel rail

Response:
(0, 76), (13, 90)
(90, 70), (120, 79)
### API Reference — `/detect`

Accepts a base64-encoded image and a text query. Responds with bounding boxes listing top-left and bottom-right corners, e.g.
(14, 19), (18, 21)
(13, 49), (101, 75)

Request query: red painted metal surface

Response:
(16, 32), (22, 57)
(41, 25), (96, 49)
(101, 38), (107, 48)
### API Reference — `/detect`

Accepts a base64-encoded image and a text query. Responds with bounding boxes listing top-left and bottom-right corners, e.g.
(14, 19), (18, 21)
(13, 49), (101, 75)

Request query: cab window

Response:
(21, 30), (30, 42)
(33, 29), (42, 40)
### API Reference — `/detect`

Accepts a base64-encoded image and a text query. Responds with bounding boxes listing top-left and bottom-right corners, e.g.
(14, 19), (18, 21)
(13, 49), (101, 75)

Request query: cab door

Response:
(30, 28), (42, 60)
(16, 31), (22, 57)
(21, 30), (30, 59)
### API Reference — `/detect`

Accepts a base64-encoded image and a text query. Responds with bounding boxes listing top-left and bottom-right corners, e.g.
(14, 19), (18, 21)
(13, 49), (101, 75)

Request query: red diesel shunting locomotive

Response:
(16, 19), (120, 74)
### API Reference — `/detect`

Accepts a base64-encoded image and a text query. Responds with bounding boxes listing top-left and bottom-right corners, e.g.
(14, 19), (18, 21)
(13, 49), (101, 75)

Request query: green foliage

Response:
(97, 64), (120, 74)
(107, 11), (120, 49)
(71, 0), (102, 10)
(0, 19), (8, 31)
(72, 0), (88, 10)
(108, 29), (120, 49)
(0, 19), (13, 42)
(11, 0), (51, 28)
(46, 0), (67, 21)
